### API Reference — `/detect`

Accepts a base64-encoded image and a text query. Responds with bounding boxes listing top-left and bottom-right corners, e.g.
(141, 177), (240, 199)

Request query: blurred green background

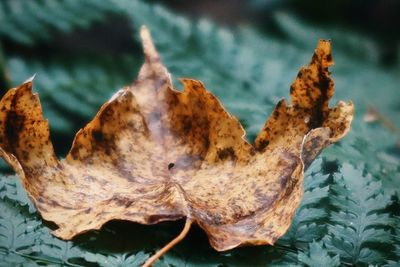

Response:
(0, 0), (399, 266)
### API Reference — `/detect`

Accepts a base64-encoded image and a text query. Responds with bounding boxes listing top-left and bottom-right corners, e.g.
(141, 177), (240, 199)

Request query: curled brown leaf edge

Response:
(0, 26), (353, 266)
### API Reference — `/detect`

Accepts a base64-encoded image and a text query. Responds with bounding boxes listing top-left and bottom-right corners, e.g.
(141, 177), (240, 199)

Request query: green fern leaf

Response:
(84, 251), (149, 267)
(0, 176), (36, 213)
(273, 12), (381, 64)
(0, 176), (90, 266)
(0, 251), (40, 267)
(0, 198), (41, 258)
(297, 241), (340, 267)
(384, 216), (400, 266)
(32, 229), (85, 266)
(0, 0), (115, 45)
(324, 124), (400, 198)
(324, 163), (393, 265)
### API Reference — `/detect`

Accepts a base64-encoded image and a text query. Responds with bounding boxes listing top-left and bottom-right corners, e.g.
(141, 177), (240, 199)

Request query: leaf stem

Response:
(142, 218), (193, 267)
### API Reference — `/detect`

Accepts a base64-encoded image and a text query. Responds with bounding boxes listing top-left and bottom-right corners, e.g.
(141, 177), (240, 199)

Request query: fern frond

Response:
(0, 251), (40, 267)
(324, 163), (393, 265)
(0, 198), (41, 258)
(0, 0), (115, 45)
(0, 176), (90, 266)
(324, 128), (400, 198)
(384, 216), (400, 266)
(0, 175), (36, 213)
(297, 241), (340, 267)
(395, 218), (400, 261)
(32, 229), (86, 266)
(84, 251), (148, 267)
(272, 12), (381, 63)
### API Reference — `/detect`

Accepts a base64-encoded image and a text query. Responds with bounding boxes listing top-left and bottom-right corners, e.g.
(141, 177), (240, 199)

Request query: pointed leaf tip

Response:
(314, 40), (333, 66)
(140, 25), (160, 62)
(317, 39), (331, 52)
(23, 74), (36, 84)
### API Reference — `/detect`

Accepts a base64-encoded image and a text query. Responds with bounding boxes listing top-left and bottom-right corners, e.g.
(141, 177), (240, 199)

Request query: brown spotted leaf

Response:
(0, 27), (353, 253)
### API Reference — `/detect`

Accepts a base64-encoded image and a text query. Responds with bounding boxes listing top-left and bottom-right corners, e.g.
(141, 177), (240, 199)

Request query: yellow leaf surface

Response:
(0, 26), (353, 258)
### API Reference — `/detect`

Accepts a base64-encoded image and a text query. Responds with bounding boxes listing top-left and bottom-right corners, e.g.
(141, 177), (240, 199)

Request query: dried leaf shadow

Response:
(0, 26), (353, 266)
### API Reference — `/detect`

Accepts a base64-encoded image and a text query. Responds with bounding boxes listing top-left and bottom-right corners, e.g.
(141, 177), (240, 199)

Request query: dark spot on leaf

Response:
(92, 130), (104, 142)
(5, 111), (25, 149)
(113, 196), (134, 208)
(168, 163), (175, 170)
(217, 147), (237, 161)
(256, 140), (269, 152)
(311, 53), (318, 64)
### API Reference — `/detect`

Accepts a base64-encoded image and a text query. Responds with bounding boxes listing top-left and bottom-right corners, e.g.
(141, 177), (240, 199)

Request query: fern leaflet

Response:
(324, 163), (393, 265)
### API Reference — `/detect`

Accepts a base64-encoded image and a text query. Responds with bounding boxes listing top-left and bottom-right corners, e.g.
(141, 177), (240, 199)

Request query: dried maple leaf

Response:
(0, 26), (353, 266)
